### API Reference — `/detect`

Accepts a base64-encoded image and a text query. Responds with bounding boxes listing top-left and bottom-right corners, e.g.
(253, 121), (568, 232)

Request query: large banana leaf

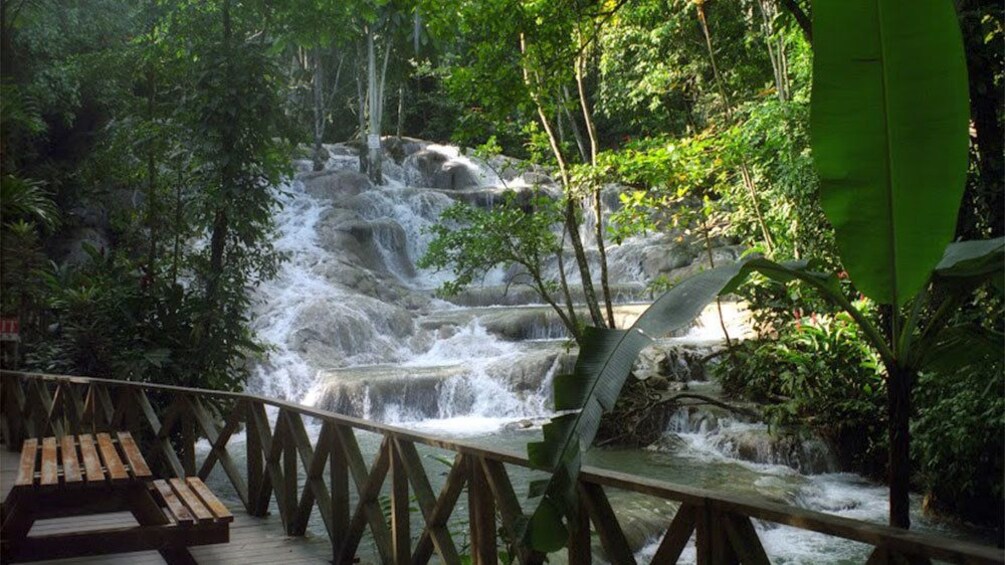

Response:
(811, 0), (970, 307)
(524, 258), (842, 551)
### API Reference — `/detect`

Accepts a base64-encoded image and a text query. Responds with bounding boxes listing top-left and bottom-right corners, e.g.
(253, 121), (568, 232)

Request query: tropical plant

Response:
(523, 0), (1001, 549)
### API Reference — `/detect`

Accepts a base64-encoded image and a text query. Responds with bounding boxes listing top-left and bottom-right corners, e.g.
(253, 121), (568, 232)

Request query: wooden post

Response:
(468, 456), (496, 565)
(181, 398), (196, 477)
(695, 504), (712, 565)
(390, 439), (410, 564)
(330, 424), (349, 562)
(568, 495), (592, 565)
(282, 411), (298, 534)
(245, 401), (266, 516)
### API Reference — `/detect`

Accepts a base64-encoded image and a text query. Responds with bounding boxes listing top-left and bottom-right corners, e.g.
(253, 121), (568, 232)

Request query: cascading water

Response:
(233, 139), (986, 563)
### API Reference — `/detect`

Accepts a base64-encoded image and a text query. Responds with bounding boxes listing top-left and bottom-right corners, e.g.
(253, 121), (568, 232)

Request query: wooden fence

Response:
(1, 370), (1001, 565)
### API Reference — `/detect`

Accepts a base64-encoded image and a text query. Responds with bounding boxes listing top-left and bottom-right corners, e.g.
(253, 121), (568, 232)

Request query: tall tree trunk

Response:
(207, 0), (234, 307)
(575, 41), (615, 328)
(702, 218), (733, 351)
(519, 33), (605, 330)
(396, 84), (405, 137)
(312, 48), (325, 172)
(365, 26), (383, 185)
(145, 64), (158, 277)
(696, 3), (775, 255)
(355, 40), (369, 175)
(886, 365), (913, 529)
(556, 225), (581, 335)
(171, 167), (183, 287)
(758, 0), (789, 102)
(959, 0), (1003, 238)
(560, 86), (589, 163)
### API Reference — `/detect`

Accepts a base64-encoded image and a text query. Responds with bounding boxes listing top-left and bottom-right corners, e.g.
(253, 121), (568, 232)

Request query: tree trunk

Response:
(886, 365), (913, 529)
(696, 3), (776, 255)
(560, 86), (589, 163)
(312, 48), (325, 172)
(146, 64), (159, 276)
(556, 225), (580, 335)
(365, 26), (383, 185)
(519, 33), (605, 330)
(355, 40), (369, 175)
(396, 84), (405, 137)
(207, 0), (234, 306)
(960, 0), (1003, 238)
(575, 45), (615, 327)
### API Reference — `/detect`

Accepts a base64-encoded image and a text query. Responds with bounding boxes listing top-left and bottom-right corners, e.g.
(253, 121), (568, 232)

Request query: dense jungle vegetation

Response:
(0, 0), (1001, 540)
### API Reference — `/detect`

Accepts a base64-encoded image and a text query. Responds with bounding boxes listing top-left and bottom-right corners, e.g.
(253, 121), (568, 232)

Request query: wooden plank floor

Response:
(0, 448), (334, 564)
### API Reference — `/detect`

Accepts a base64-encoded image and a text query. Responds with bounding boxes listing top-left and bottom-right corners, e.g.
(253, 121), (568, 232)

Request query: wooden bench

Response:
(1, 432), (232, 564)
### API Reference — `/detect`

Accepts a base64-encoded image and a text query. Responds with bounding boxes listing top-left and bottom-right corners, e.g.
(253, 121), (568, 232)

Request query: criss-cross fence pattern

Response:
(1, 370), (1001, 565)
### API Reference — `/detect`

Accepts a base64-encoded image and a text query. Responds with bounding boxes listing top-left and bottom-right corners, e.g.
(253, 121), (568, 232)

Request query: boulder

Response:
(383, 136), (428, 163)
(403, 150), (479, 190)
(54, 227), (110, 266)
(298, 169), (372, 200)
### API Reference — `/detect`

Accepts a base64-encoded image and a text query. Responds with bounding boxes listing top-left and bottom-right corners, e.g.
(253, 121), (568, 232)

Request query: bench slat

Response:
(40, 437), (59, 487)
(186, 477), (234, 523)
(15, 438), (38, 488)
(116, 431), (152, 479)
(78, 434), (104, 483)
(60, 435), (83, 484)
(169, 478), (214, 523)
(153, 479), (194, 525)
(96, 432), (129, 483)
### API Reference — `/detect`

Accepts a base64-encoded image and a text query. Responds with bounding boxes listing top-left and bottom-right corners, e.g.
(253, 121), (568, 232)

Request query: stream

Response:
(199, 140), (989, 563)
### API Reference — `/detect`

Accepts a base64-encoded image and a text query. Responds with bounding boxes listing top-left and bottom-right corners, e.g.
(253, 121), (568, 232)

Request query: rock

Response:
(287, 295), (415, 367)
(648, 375), (670, 392)
(383, 136), (428, 163)
(403, 150), (479, 190)
(54, 227), (110, 266)
(640, 246), (696, 278)
(487, 349), (561, 392)
(298, 169), (372, 200)
(519, 171), (555, 186)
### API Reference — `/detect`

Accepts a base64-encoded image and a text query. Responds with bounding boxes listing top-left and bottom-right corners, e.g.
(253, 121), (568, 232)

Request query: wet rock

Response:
(519, 171), (555, 185)
(403, 150), (479, 190)
(54, 227), (110, 266)
(648, 375), (670, 392)
(383, 136), (428, 163)
(316, 209), (415, 278)
(640, 246), (696, 278)
(488, 349), (561, 392)
(298, 169), (372, 199)
(287, 296), (415, 368)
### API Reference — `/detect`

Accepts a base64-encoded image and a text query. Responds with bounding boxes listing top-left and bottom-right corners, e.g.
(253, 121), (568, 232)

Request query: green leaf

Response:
(916, 325), (1004, 374)
(933, 237), (1005, 284)
(811, 0), (970, 307)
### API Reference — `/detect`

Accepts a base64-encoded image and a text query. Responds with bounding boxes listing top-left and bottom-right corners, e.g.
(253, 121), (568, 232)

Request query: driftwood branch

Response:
(655, 392), (762, 420)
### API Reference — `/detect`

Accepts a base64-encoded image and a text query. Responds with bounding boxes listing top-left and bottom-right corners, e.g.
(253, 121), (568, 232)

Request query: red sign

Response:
(0, 318), (20, 341)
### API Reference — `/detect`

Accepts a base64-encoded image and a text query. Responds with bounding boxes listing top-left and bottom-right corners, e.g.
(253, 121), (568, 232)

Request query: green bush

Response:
(714, 311), (888, 476)
(914, 360), (1004, 526)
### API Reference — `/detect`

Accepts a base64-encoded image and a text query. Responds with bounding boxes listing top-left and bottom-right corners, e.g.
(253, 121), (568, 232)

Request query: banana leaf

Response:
(811, 0), (970, 307)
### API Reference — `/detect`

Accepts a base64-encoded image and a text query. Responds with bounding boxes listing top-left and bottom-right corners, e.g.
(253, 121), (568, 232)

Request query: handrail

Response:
(1, 369), (1001, 565)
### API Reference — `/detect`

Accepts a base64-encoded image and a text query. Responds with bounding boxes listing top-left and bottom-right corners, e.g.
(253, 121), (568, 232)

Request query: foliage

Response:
(914, 359), (1005, 525)
(715, 311), (888, 475)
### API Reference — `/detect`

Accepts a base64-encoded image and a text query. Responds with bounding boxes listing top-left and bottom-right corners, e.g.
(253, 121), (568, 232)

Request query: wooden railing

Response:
(1, 370), (1001, 565)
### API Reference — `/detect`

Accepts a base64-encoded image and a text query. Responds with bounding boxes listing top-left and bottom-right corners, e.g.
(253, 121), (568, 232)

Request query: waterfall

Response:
(231, 140), (985, 563)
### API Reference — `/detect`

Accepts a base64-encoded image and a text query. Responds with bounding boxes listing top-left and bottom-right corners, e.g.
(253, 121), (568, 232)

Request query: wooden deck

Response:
(0, 448), (334, 564)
